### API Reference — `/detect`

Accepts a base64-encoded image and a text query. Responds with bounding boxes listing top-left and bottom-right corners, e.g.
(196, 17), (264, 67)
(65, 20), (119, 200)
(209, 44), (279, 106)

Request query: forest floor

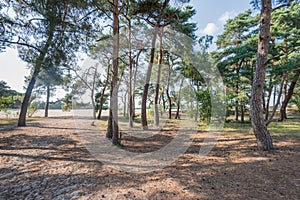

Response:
(0, 115), (299, 200)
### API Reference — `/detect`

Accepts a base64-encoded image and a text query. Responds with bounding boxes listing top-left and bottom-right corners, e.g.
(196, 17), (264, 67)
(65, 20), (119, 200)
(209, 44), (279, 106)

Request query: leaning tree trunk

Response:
(278, 70), (300, 121)
(18, 26), (54, 126)
(141, 0), (169, 129)
(141, 36), (158, 129)
(97, 63), (110, 120)
(44, 85), (50, 118)
(250, 0), (273, 151)
(18, 70), (38, 126)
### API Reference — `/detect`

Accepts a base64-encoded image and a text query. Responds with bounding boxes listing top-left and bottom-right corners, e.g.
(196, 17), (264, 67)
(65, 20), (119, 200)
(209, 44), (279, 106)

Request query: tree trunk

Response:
(44, 85), (50, 118)
(141, 0), (169, 129)
(175, 78), (184, 120)
(106, 107), (113, 139)
(250, 0), (273, 151)
(279, 72), (289, 121)
(265, 76), (273, 121)
(278, 70), (300, 121)
(18, 26), (54, 126)
(241, 99), (244, 123)
(273, 84), (277, 106)
(166, 56), (172, 119)
(141, 45), (158, 129)
(235, 64), (239, 121)
(166, 88), (172, 119)
(111, 0), (119, 145)
(91, 64), (98, 119)
(107, 71), (114, 139)
(161, 90), (166, 113)
(127, 18), (134, 128)
(97, 63), (110, 120)
(154, 31), (163, 126)
(266, 76), (284, 125)
(132, 49), (142, 122)
(18, 71), (38, 126)
(195, 85), (200, 122)
(123, 92), (127, 117)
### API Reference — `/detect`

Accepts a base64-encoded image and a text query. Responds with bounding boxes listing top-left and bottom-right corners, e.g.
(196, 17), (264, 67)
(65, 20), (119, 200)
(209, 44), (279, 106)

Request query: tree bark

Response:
(127, 16), (134, 127)
(44, 85), (50, 118)
(166, 56), (172, 119)
(278, 70), (300, 121)
(154, 30), (163, 126)
(161, 90), (166, 113)
(250, 0), (273, 151)
(111, 0), (119, 145)
(241, 99), (244, 123)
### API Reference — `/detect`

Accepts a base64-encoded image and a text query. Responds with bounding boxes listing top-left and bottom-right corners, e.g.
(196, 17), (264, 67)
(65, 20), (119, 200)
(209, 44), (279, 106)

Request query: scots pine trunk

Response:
(250, 0), (273, 151)
(44, 85), (50, 118)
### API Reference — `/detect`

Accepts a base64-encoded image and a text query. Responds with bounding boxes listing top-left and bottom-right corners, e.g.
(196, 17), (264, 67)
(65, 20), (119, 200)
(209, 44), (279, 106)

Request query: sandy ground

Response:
(0, 116), (299, 200)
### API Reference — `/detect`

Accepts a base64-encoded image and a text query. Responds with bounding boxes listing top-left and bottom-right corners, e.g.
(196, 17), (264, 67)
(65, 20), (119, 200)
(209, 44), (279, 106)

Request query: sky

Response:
(0, 1), (252, 93)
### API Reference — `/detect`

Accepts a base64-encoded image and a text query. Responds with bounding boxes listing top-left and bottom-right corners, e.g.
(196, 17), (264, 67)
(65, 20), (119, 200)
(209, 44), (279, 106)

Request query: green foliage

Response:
(0, 81), (22, 111)
(196, 89), (211, 123)
(27, 101), (40, 117)
(61, 93), (74, 112)
(0, 96), (14, 111)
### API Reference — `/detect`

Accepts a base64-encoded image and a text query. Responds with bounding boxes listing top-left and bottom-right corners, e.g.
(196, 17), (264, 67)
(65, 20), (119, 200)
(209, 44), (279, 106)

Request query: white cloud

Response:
(218, 11), (237, 24)
(200, 23), (219, 35)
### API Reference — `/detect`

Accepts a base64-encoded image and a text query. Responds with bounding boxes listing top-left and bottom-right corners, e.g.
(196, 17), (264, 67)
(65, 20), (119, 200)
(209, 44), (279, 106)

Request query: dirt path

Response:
(0, 117), (299, 199)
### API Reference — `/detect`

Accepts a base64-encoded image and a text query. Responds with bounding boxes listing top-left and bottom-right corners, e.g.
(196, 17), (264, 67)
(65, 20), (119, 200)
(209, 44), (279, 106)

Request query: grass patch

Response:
(0, 118), (18, 125)
(0, 117), (43, 126)
(269, 120), (300, 140)
(223, 121), (252, 133)
(222, 117), (299, 141)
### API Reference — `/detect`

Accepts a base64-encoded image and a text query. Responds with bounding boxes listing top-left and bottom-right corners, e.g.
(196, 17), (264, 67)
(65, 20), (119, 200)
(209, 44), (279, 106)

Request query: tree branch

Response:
(0, 39), (42, 52)
(272, 3), (290, 11)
